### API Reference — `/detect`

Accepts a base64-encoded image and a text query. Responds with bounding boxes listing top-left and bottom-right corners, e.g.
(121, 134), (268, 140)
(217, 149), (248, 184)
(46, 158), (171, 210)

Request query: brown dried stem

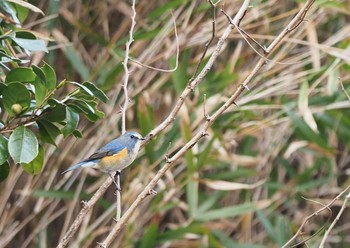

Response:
(189, 0), (217, 81)
(319, 191), (350, 247)
(282, 183), (350, 247)
(121, 0), (136, 135)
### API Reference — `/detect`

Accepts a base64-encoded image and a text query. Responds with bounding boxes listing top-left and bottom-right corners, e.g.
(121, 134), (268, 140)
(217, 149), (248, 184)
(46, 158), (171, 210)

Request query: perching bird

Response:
(62, 131), (145, 191)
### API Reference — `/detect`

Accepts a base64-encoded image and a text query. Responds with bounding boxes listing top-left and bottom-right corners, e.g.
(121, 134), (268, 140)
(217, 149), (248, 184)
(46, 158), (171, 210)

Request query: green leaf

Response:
(33, 76), (47, 107)
(42, 62), (56, 90)
(8, 126), (38, 164)
(10, 32), (48, 52)
(32, 64), (46, 83)
(21, 146), (44, 175)
(82, 81), (108, 103)
(5, 67), (36, 83)
(195, 202), (256, 221)
(72, 130), (82, 138)
(171, 51), (189, 95)
(11, 2), (29, 22)
(0, 135), (9, 165)
(61, 107), (79, 138)
(37, 120), (61, 145)
(3, 82), (31, 116)
(139, 224), (158, 248)
(256, 210), (276, 243)
(67, 99), (103, 122)
(0, 162), (10, 182)
(68, 81), (94, 96)
(285, 108), (330, 150)
(42, 103), (67, 122)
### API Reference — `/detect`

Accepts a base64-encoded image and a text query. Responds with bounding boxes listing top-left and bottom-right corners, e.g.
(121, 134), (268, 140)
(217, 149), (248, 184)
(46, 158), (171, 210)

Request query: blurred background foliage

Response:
(0, 0), (350, 247)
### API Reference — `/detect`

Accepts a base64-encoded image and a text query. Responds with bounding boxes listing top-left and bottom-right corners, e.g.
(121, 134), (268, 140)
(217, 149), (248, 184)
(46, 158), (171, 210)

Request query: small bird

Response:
(62, 131), (145, 191)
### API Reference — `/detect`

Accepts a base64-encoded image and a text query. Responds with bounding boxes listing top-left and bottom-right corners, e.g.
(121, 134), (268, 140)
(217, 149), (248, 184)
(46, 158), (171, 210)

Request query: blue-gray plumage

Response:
(62, 131), (145, 176)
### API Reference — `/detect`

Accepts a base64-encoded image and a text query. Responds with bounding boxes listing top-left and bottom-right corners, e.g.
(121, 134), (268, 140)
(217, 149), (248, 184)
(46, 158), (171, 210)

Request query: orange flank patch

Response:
(100, 148), (128, 169)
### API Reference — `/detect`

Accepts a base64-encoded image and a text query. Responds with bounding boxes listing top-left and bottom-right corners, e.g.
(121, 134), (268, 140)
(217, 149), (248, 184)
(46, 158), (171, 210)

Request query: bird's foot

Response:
(148, 189), (157, 195)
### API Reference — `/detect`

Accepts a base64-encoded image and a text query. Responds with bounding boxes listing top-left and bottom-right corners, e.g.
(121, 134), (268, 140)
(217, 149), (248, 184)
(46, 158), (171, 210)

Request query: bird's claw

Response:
(114, 187), (121, 195)
(148, 189), (157, 195)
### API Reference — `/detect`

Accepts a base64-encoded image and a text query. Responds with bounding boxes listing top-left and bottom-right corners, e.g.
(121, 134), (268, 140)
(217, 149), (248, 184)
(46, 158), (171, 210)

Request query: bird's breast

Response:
(99, 148), (132, 172)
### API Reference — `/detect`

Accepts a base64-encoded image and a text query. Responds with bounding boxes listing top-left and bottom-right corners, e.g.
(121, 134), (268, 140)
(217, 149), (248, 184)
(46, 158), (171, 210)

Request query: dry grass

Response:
(1, 0), (350, 247)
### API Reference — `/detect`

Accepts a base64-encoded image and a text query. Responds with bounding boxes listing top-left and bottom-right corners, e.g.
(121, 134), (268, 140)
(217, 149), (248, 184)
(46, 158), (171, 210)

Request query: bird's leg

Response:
(108, 171), (121, 192)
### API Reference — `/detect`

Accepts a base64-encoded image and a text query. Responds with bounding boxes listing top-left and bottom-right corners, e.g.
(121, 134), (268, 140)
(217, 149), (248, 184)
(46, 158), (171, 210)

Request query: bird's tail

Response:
(62, 162), (85, 174)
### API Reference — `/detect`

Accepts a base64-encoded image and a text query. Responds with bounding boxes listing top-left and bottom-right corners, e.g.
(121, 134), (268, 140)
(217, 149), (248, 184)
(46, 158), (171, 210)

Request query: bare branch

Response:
(282, 183), (350, 247)
(121, 0), (137, 135)
(221, 7), (303, 66)
(190, 0), (216, 81)
(319, 191), (350, 247)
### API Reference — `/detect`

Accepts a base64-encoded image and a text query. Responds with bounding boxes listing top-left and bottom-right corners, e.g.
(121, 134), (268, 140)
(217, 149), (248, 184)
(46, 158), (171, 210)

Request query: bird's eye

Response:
(130, 135), (135, 139)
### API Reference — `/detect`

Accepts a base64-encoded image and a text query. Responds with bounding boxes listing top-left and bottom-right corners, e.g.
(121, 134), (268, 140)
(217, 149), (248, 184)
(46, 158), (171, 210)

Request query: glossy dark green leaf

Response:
(68, 81), (94, 96)
(5, 67), (36, 83)
(3, 82), (31, 116)
(32, 64), (46, 83)
(62, 107), (79, 138)
(42, 103), (66, 122)
(72, 130), (82, 138)
(42, 62), (56, 90)
(0, 135), (9, 165)
(37, 120), (61, 145)
(67, 98), (103, 122)
(21, 145), (44, 175)
(8, 126), (38, 164)
(33, 76), (47, 107)
(0, 162), (10, 182)
(82, 81), (108, 103)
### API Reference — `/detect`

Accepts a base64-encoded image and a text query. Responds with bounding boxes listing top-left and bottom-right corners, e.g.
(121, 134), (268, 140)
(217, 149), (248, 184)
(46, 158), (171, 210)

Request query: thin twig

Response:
(190, 0), (216, 81)
(129, 13), (179, 73)
(319, 191), (350, 247)
(121, 0), (137, 135)
(100, 1), (314, 246)
(221, 7), (302, 66)
(203, 94), (210, 121)
(115, 171), (121, 221)
(282, 183), (350, 247)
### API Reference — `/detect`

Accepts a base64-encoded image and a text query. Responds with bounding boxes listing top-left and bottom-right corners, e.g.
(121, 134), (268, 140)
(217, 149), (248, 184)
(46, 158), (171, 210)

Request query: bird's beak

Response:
(140, 137), (146, 141)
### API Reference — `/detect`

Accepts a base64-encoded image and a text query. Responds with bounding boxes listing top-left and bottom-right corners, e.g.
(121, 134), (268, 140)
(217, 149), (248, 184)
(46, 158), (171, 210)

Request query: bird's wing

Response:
(82, 139), (126, 162)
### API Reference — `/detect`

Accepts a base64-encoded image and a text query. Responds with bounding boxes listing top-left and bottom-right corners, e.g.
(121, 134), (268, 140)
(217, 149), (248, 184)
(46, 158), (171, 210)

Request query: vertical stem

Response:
(121, 0), (137, 135)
